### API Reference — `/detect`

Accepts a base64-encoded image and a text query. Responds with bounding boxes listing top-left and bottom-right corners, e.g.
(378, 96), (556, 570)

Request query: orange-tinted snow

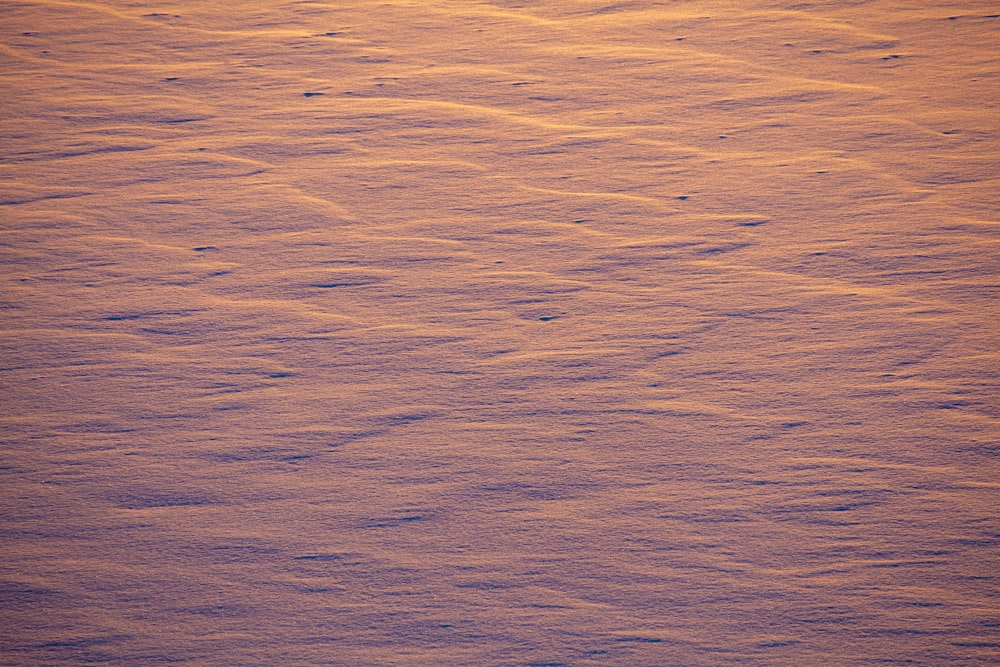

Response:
(1, 1), (997, 664)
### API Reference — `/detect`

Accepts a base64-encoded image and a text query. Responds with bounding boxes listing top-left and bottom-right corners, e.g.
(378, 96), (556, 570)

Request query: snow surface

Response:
(1, 1), (998, 664)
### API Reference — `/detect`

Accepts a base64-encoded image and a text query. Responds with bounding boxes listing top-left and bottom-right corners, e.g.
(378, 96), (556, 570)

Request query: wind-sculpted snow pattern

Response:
(1, 1), (997, 665)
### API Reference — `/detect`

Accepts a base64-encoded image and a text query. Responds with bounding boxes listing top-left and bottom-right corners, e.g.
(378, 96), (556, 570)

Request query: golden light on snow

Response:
(1, 1), (997, 664)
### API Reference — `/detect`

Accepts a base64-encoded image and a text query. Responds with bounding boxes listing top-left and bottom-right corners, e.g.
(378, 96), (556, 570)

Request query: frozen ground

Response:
(1, 1), (998, 664)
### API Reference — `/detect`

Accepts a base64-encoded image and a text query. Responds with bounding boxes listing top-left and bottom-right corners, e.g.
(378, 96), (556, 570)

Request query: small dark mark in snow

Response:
(308, 282), (373, 288)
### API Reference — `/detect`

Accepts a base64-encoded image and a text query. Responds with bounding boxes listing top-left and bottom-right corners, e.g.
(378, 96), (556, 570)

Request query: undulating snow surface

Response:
(1, 1), (997, 664)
